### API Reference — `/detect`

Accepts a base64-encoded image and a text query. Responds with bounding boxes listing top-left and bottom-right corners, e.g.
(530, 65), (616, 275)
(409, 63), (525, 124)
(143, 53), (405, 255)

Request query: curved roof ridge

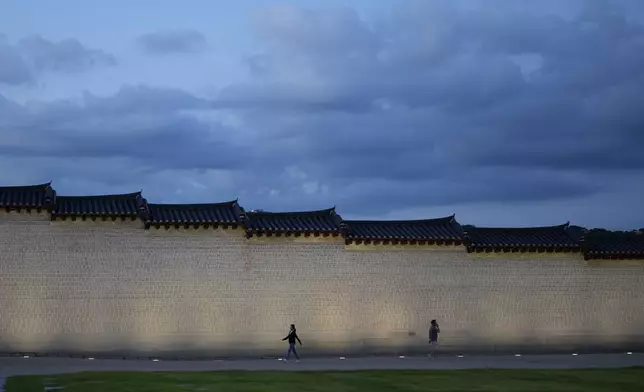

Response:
(465, 223), (570, 231)
(56, 191), (142, 199)
(246, 207), (336, 215)
(148, 200), (238, 208)
(0, 182), (52, 189)
(344, 215), (455, 225)
(585, 229), (644, 236)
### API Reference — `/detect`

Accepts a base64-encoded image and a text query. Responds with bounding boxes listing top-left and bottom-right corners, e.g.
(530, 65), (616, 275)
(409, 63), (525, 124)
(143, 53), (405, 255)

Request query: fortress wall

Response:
(1, 212), (644, 356)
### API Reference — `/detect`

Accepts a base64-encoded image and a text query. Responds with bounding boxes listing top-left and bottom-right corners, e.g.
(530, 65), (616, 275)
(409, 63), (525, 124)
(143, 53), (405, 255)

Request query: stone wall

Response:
(1, 211), (644, 357)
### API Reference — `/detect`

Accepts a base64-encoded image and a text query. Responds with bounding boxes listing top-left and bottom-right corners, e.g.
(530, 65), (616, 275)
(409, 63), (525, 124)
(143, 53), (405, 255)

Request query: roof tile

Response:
(583, 230), (644, 259)
(344, 216), (464, 243)
(52, 192), (147, 219)
(465, 223), (580, 251)
(147, 201), (243, 227)
(245, 207), (342, 236)
(0, 182), (54, 209)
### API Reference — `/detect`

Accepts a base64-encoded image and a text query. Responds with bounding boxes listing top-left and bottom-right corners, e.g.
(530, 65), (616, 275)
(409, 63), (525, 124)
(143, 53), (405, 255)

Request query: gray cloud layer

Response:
(0, 35), (116, 85)
(1, 0), (644, 228)
(136, 30), (208, 54)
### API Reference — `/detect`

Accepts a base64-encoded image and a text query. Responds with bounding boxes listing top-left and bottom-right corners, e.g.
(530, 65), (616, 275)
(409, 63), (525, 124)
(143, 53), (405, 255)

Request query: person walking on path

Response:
(282, 324), (303, 362)
(429, 319), (440, 359)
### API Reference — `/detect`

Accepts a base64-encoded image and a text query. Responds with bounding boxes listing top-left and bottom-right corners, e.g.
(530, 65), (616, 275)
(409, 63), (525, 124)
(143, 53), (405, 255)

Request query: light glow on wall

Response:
(1, 213), (644, 357)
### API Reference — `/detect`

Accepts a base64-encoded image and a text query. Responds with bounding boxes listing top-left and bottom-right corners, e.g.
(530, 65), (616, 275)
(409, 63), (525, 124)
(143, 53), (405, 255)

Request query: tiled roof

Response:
(244, 207), (343, 237)
(344, 215), (464, 244)
(583, 230), (644, 259)
(52, 192), (148, 219)
(464, 223), (580, 251)
(0, 182), (55, 210)
(147, 201), (243, 228)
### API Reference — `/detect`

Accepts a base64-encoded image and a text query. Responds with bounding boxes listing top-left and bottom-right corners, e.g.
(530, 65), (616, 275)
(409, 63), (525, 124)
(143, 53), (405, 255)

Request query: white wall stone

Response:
(1, 212), (643, 356)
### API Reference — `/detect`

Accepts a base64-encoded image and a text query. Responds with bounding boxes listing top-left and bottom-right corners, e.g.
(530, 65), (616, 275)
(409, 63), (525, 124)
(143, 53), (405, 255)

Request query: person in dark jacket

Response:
(429, 319), (440, 359)
(282, 324), (302, 362)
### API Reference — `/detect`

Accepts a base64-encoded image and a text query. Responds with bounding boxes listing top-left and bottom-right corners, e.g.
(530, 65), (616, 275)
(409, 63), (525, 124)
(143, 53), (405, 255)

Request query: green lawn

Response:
(6, 368), (644, 392)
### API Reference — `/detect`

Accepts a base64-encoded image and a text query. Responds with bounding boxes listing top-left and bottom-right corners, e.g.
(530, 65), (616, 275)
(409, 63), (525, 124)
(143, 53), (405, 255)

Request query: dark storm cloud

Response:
(239, 165), (600, 216)
(17, 35), (116, 72)
(137, 30), (208, 54)
(0, 34), (115, 85)
(2, 0), (644, 222)
(0, 86), (251, 171)
(333, 168), (600, 215)
(206, 0), (644, 211)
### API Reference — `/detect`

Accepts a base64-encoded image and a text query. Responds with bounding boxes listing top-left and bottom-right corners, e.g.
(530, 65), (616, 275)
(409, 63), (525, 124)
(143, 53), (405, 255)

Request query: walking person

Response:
(282, 324), (302, 362)
(429, 319), (440, 359)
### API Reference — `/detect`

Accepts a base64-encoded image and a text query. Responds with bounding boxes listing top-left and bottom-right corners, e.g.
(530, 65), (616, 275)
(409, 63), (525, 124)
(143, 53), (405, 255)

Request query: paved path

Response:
(1, 353), (643, 378)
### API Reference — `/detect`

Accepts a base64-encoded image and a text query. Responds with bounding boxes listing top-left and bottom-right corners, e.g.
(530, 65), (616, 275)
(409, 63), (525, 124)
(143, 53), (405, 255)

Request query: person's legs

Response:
(286, 344), (294, 360)
(429, 341), (437, 359)
(286, 343), (299, 360)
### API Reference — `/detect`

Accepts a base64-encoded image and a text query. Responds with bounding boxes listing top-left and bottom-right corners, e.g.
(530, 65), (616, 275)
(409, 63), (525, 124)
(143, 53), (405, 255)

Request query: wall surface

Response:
(1, 211), (644, 357)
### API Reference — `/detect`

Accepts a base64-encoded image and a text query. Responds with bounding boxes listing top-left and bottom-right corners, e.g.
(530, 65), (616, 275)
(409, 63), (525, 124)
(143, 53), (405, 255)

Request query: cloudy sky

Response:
(1, 0), (644, 229)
